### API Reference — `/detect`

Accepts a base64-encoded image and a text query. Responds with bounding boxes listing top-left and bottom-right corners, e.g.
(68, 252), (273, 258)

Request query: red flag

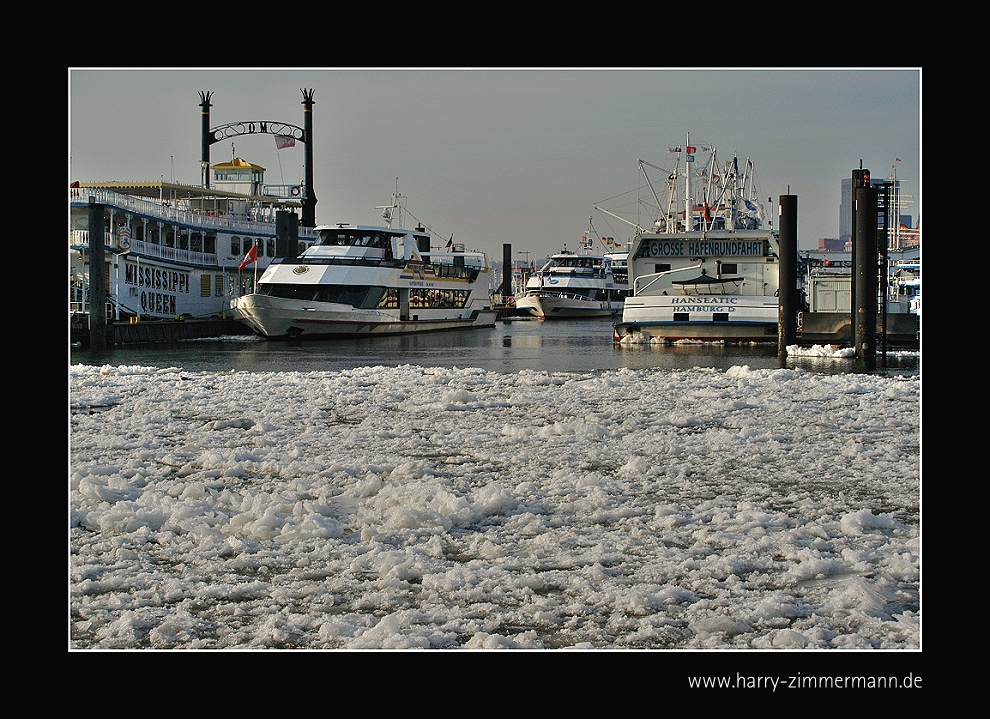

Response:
(238, 244), (258, 271)
(686, 145), (697, 153)
(275, 135), (295, 150)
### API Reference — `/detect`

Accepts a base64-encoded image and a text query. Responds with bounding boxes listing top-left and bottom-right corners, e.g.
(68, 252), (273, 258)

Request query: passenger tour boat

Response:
(514, 225), (629, 319)
(230, 196), (496, 338)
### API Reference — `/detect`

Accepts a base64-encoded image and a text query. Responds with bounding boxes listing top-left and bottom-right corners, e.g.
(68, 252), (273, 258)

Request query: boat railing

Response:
(633, 263), (703, 295)
(131, 239), (219, 265)
(420, 251), (489, 271)
(70, 188), (319, 240)
(69, 230), (220, 265)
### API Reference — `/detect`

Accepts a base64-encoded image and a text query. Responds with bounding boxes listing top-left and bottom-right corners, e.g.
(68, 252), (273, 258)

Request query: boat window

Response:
(266, 238), (276, 257)
(318, 229), (396, 249)
(319, 230), (345, 246)
(377, 288), (398, 308)
(338, 286), (373, 307)
(409, 288), (470, 309)
(231, 236), (240, 256)
(261, 284), (319, 301)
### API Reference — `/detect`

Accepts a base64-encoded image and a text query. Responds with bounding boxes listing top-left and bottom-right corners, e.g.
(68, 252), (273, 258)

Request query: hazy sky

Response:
(68, 68), (921, 258)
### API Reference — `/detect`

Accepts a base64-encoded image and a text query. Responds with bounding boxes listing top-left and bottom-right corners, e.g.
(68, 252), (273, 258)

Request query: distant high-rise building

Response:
(839, 176), (911, 243)
(839, 178), (854, 244)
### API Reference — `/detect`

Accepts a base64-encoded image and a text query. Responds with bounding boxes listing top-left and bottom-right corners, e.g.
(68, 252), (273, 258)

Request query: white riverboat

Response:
(514, 237), (629, 319)
(70, 158), (318, 326)
(70, 90), (329, 343)
(230, 194), (496, 338)
(606, 136), (780, 343)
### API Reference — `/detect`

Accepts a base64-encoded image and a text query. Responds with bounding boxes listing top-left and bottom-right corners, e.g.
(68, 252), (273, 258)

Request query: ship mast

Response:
(376, 178), (405, 228)
(684, 133), (692, 233)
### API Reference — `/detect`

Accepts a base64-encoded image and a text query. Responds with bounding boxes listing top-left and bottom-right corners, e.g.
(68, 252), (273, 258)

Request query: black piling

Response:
(275, 210), (299, 258)
(88, 199), (108, 349)
(849, 167), (870, 347)
(502, 243), (512, 298)
(199, 91), (212, 187)
(853, 182), (878, 372)
(777, 194), (798, 366)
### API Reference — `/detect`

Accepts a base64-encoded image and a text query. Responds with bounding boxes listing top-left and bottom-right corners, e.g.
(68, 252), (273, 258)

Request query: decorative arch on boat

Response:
(199, 89), (318, 227)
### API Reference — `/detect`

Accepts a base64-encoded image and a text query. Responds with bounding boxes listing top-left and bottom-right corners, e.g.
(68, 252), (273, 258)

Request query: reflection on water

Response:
(69, 317), (919, 377)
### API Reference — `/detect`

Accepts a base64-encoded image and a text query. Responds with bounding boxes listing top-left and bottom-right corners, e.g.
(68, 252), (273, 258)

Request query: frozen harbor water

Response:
(70, 356), (920, 653)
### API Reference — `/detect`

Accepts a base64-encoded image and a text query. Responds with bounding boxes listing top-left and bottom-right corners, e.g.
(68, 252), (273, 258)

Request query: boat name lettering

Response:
(140, 290), (178, 316)
(122, 263), (189, 317)
(669, 304), (734, 313)
(643, 240), (765, 257)
(409, 281), (434, 287)
(125, 264), (190, 294)
(671, 297), (739, 305)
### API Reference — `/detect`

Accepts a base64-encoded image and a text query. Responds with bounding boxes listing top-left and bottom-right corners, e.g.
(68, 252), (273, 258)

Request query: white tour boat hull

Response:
(515, 293), (623, 319)
(232, 293), (496, 337)
(229, 223), (496, 339)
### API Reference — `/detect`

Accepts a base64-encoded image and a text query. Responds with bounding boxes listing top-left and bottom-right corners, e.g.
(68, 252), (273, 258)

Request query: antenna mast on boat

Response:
(376, 178), (405, 228)
(684, 133), (692, 233)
